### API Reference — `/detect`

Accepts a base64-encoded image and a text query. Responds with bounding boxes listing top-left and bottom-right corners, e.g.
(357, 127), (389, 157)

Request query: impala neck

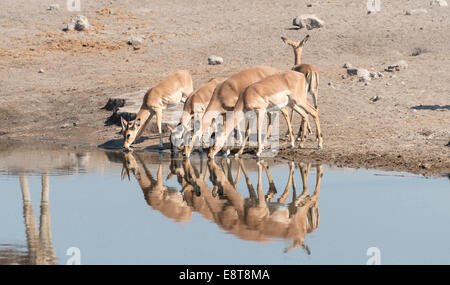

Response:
(293, 46), (303, 66)
(135, 108), (151, 132)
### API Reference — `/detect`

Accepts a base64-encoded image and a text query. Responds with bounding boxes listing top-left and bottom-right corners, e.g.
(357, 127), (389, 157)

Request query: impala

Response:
(169, 77), (225, 151)
(208, 70), (323, 158)
(281, 35), (320, 140)
(121, 70), (194, 150)
(183, 66), (279, 158)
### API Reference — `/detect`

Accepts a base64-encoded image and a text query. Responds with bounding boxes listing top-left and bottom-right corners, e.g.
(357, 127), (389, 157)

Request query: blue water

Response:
(0, 145), (448, 265)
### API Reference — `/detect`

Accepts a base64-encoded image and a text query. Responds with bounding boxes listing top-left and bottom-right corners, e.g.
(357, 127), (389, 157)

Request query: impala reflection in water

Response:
(2, 141), (449, 265)
(121, 152), (322, 253)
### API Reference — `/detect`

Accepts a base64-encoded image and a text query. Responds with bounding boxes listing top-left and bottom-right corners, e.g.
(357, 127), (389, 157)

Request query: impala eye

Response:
(127, 134), (130, 139)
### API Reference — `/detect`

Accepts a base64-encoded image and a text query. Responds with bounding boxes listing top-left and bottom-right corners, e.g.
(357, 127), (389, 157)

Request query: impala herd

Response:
(120, 35), (322, 158)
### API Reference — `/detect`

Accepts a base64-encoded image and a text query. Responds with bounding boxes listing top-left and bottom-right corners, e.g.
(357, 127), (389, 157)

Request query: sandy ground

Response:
(0, 0), (449, 176)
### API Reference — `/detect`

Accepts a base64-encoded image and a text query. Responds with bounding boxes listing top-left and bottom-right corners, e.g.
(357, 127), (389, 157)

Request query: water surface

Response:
(0, 141), (449, 265)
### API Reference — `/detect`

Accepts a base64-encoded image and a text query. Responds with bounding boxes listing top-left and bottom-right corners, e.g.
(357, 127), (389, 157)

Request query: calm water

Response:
(0, 141), (449, 265)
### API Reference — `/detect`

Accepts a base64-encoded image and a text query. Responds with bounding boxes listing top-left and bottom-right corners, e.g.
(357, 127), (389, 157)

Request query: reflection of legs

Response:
(261, 161), (277, 202)
(238, 159), (256, 199)
(278, 162), (294, 203)
(20, 175), (39, 264)
(40, 173), (57, 265)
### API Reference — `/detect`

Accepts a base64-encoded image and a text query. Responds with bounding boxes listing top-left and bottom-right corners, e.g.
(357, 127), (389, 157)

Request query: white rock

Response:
(38, 68), (44, 73)
(65, 15), (90, 31)
(358, 69), (371, 82)
(47, 4), (60, 11)
(128, 36), (143, 46)
(405, 8), (428, 15)
(292, 15), (325, 30)
(430, 0), (448, 7)
(208, 56), (223, 65)
(385, 60), (408, 72)
(343, 63), (353, 69)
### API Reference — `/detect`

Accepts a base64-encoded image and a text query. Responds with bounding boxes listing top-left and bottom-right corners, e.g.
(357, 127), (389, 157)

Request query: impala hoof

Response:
(290, 142), (295, 148)
(158, 143), (164, 149)
(318, 144), (323, 150)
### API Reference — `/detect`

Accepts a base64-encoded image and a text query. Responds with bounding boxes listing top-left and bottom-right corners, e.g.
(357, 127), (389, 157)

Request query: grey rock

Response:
(65, 15), (90, 31)
(385, 60), (408, 72)
(208, 55), (223, 65)
(128, 36), (143, 46)
(357, 69), (371, 82)
(347, 67), (358, 76)
(47, 4), (60, 11)
(343, 63), (353, 69)
(430, 0), (448, 6)
(292, 15), (325, 30)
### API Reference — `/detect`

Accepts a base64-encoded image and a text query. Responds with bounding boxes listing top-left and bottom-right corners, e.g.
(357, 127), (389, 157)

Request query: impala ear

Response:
(121, 116), (128, 130)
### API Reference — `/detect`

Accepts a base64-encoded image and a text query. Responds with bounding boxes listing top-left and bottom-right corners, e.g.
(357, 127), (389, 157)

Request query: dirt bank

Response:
(0, 0), (449, 176)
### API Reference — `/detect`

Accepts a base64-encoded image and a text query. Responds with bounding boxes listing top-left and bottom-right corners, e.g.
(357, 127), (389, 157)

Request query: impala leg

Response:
(280, 107), (295, 148)
(236, 121), (250, 158)
(155, 108), (164, 149)
(221, 114), (230, 157)
(291, 105), (309, 148)
(285, 108), (295, 137)
(292, 104), (323, 149)
(256, 109), (265, 157)
(263, 112), (272, 145)
(296, 115), (312, 142)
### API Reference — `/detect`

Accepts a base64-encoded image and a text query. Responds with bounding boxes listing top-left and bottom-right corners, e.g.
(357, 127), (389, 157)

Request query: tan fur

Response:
(183, 66), (279, 157)
(281, 35), (320, 140)
(170, 78), (225, 149)
(121, 70), (194, 150)
(209, 71), (323, 158)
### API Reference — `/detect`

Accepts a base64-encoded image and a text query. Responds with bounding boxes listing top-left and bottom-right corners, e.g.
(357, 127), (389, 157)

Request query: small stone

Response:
(357, 69), (371, 82)
(385, 60), (408, 72)
(370, 95), (380, 102)
(343, 63), (353, 69)
(128, 36), (143, 46)
(327, 82), (334, 88)
(38, 68), (44, 73)
(208, 55), (223, 65)
(65, 15), (90, 31)
(405, 8), (428, 15)
(341, 74), (347, 79)
(412, 47), (429, 56)
(307, 4), (312, 7)
(347, 67), (358, 76)
(430, 0), (448, 7)
(47, 4), (60, 11)
(292, 15), (325, 30)
(419, 162), (431, 170)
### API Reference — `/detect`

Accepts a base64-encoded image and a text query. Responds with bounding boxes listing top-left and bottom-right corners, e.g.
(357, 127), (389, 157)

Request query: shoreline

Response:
(1, 136), (448, 178)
